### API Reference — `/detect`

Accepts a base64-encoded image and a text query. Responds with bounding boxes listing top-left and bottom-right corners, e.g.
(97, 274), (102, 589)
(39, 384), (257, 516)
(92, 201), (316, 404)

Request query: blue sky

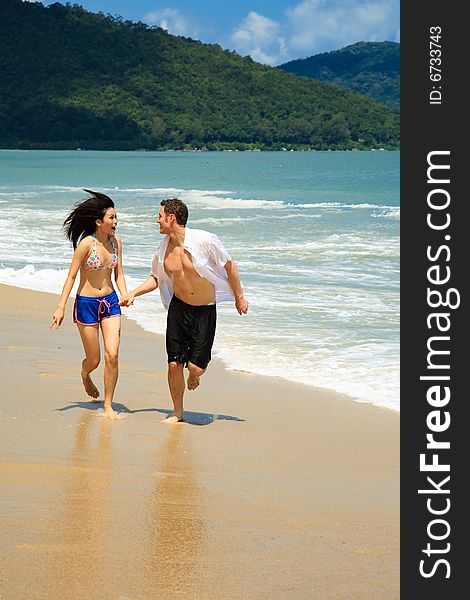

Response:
(31, 0), (400, 65)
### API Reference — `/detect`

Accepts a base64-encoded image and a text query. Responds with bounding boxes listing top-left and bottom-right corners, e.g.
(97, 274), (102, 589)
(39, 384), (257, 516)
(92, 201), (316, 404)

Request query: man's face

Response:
(157, 207), (173, 234)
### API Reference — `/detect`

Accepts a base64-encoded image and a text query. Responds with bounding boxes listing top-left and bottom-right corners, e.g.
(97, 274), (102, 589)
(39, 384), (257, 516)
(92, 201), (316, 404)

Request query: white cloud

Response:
(229, 11), (289, 66)
(286, 0), (400, 55)
(144, 7), (198, 38)
(231, 12), (280, 47)
(229, 1), (399, 65)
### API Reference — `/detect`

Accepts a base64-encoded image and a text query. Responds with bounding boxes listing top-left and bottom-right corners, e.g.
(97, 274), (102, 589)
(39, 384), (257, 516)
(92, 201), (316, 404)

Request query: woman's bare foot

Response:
(187, 372), (200, 391)
(163, 414), (184, 423)
(97, 407), (125, 420)
(81, 370), (100, 401)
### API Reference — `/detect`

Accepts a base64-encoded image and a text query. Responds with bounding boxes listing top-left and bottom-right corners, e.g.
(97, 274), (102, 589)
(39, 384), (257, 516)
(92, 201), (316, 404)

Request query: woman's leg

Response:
(100, 316), (121, 418)
(76, 323), (101, 400)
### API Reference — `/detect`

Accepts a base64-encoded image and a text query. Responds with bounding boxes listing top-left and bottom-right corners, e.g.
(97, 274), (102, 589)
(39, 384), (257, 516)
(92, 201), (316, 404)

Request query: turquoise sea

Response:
(0, 150), (399, 410)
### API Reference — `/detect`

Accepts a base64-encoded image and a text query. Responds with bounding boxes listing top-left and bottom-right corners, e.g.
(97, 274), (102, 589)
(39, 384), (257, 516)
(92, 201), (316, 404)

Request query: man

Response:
(120, 198), (249, 423)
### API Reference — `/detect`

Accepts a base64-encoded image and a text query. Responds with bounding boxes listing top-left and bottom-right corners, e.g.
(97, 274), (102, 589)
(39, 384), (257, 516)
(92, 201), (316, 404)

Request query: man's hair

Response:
(160, 198), (188, 226)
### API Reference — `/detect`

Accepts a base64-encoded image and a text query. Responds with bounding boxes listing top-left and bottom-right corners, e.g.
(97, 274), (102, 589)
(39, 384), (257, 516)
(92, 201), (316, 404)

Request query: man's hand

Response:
(119, 293), (135, 307)
(235, 297), (249, 315)
(224, 261), (248, 315)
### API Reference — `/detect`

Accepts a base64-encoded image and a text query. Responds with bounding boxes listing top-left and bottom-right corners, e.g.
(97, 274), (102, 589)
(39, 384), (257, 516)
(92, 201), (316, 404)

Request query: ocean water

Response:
(0, 150), (399, 410)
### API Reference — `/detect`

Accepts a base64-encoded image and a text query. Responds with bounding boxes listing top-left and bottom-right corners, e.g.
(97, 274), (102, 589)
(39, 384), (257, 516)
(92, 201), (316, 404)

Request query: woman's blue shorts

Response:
(73, 290), (121, 325)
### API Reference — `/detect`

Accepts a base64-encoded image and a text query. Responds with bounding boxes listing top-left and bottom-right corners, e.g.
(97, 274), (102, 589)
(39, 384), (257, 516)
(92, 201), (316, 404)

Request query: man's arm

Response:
(224, 260), (249, 315)
(119, 275), (158, 307)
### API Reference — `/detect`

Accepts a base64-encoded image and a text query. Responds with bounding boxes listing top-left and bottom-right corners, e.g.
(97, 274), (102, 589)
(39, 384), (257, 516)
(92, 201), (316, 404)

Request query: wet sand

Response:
(0, 283), (399, 599)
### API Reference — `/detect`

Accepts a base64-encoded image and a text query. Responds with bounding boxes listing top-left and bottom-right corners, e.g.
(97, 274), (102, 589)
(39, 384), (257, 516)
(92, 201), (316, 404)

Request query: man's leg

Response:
(187, 304), (216, 391)
(166, 361), (185, 422)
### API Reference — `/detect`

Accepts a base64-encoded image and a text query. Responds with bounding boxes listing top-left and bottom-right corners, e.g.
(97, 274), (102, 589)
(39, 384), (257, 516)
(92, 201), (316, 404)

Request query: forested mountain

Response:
(0, 1), (399, 150)
(278, 42), (400, 107)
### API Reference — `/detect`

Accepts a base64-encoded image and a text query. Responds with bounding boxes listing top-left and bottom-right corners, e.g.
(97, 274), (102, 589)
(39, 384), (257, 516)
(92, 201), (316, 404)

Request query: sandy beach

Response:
(0, 283), (399, 599)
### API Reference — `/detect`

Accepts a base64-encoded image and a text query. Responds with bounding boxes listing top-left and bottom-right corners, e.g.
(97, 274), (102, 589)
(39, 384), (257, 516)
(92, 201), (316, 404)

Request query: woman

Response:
(50, 190), (128, 419)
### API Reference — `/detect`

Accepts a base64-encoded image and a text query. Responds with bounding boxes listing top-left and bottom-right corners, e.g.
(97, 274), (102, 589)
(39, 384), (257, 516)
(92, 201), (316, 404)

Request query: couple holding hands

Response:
(51, 190), (249, 421)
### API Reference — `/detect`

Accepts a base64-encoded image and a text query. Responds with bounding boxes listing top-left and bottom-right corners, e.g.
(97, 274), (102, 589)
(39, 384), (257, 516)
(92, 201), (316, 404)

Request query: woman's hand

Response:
(119, 293), (135, 307)
(50, 306), (65, 330)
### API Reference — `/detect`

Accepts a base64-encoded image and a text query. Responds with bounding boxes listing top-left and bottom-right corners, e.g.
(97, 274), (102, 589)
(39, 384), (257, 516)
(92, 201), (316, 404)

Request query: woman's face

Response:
(98, 207), (118, 234)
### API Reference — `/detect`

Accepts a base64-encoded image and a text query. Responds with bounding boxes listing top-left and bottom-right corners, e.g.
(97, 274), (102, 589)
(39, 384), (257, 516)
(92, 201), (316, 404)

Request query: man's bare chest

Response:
(164, 246), (198, 277)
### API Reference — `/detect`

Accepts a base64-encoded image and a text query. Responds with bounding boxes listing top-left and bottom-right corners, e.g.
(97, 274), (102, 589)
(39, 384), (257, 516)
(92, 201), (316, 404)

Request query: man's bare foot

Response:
(97, 407), (125, 420)
(187, 372), (200, 391)
(81, 371), (100, 400)
(163, 414), (184, 423)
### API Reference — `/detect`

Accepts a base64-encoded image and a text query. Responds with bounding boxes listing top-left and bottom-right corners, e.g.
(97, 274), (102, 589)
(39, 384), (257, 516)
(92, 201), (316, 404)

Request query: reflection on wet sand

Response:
(31, 411), (113, 598)
(144, 425), (207, 596)
(2, 408), (213, 599)
(61, 411), (112, 583)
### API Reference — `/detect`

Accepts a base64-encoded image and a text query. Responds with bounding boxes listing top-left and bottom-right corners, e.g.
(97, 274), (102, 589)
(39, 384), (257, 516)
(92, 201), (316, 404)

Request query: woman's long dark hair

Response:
(63, 189), (114, 248)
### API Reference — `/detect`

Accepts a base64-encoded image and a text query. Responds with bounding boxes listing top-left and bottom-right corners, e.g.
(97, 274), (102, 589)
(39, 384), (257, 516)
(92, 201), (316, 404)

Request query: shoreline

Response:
(0, 282), (399, 598)
(1, 147), (400, 152)
(0, 279), (398, 412)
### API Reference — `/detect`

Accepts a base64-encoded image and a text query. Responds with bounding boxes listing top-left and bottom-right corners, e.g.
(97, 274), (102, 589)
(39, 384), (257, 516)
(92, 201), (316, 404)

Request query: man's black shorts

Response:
(166, 295), (217, 369)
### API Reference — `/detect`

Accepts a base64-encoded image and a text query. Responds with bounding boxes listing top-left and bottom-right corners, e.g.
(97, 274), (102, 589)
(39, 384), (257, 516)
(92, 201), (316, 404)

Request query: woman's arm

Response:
(50, 239), (91, 329)
(113, 235), (128, 298)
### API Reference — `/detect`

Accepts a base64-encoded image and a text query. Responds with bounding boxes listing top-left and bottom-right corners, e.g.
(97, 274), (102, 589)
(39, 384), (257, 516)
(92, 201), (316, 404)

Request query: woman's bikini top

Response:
(81, 234), (118, 270)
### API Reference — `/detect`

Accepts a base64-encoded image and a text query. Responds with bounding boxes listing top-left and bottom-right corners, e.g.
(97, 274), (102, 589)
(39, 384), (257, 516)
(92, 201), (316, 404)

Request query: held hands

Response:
(119, 293), (135, 307)
(50, 306), (65, 330)
(235, 297), (249, 315)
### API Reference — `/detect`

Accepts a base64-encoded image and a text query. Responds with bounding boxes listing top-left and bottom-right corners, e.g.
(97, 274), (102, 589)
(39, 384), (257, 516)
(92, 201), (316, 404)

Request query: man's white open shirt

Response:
(150, 227), (236, 310)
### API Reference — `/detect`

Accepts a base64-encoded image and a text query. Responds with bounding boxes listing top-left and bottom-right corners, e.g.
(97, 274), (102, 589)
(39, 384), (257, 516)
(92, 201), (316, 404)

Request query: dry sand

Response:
(0, 283), (399, 599)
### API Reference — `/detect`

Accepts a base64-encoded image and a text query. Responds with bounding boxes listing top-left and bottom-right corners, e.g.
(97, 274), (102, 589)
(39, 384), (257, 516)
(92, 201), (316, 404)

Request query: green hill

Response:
(278, 42), (400, 107)
(0, 1), (399, 150)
